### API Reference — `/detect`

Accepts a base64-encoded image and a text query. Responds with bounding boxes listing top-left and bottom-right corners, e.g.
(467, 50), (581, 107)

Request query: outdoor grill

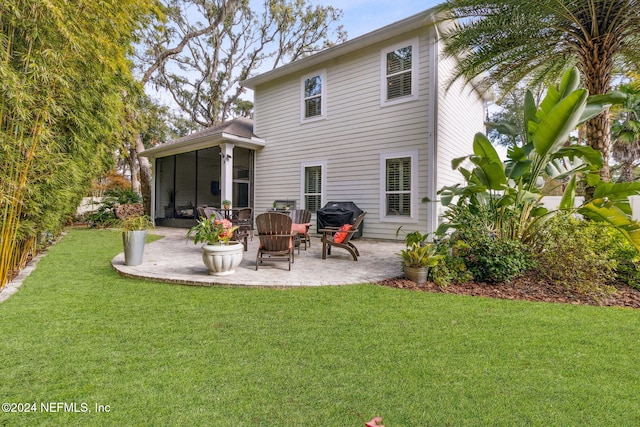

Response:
(316, 201), (364, 239)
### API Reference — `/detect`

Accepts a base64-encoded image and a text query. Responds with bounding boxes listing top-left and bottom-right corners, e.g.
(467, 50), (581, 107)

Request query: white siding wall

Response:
(435, 52), (486, 225)
(251, 27), (484, 239)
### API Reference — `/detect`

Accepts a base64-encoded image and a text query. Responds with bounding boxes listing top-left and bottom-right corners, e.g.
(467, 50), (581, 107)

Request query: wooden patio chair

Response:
(232, 207), (252, 251)
(233, 207), (253, 241)
(289, 209), (312, 250)
(255, 212), (296, 270)
(320, 212), (366, 261)
(205, 207), (225, 221)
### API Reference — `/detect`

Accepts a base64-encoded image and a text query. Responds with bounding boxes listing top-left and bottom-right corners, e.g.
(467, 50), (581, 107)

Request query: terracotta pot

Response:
(201, 242), (243, 275)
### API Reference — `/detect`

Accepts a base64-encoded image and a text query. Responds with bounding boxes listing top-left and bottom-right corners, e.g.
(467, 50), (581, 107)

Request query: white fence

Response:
(541, 196), (640, 221)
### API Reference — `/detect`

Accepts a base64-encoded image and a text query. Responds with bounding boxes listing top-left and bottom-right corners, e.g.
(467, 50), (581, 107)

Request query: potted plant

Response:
(119, 214), (155, 266)
(187, 217), (242, 275)
(222, 199), (231, 210)
(398, 231), (443, 284)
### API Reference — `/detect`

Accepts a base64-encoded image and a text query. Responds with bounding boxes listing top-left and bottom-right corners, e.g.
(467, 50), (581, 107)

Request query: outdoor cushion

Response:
(333, 224), (352, 244)
(291, 223), (310, 234)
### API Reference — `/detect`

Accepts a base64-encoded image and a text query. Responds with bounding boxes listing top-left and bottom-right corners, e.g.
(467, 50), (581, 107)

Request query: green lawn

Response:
(1, 228), (639, 426)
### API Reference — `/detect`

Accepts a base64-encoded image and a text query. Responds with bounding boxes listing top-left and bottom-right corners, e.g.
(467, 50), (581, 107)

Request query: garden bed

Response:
(379, 275), (640, 309)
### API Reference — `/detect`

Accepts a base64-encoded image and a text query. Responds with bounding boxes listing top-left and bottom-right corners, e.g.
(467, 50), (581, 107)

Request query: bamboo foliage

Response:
(0, 0), (157, 290)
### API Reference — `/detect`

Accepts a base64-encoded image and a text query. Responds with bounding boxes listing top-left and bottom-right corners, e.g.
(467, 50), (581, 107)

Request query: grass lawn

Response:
(1, 228), (639, 426)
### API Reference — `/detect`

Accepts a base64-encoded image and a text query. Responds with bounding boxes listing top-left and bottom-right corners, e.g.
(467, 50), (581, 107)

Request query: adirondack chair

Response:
(255, 212), (296, 270)
(289, 209), (312, 250)
(320, 212), (366, 261)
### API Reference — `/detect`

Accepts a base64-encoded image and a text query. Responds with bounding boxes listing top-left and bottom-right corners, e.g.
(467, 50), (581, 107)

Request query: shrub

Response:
(89, 189), (143, 228)
(436, 203), (534, 284)
(430, 249), (473, 288)
(461, 236), (532, 283)
(534, 214), (620, 296)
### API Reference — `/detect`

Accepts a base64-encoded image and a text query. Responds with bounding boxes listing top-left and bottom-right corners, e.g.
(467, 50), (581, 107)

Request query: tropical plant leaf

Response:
(505, 158), (531, 180)
(523, 90), (537, 132)
(537, 85), (561, 122)
(452, 155), (471, 170)
(559, 175), (576, 210)
(486, 121), (521, 137)
(471, 157), (507, 190)
(530, 89), (587, 157)
(553, 145), (603, 168)
(578, 200), (640, 251)
(473, 132), (502, 164)
(530, 206), (549, 217)
(558, 66), (580, 98)
(588, 91), (627, 106)
(593, 182), (640, 200)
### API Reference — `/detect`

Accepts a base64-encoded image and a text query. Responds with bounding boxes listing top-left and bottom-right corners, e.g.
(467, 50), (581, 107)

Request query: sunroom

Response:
(141, 117), (265, 227)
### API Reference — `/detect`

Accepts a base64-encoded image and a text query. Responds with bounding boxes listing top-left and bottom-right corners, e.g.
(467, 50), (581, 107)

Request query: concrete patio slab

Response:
(112, 227), (405, 287)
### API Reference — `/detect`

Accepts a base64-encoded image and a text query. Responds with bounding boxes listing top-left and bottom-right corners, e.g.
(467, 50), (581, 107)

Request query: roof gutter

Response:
(140, 134), (266, 159)
(241, 8), (436, 89)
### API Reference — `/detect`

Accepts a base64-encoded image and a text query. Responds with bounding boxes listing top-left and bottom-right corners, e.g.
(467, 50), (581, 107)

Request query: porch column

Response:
(220, 143), (235, 207)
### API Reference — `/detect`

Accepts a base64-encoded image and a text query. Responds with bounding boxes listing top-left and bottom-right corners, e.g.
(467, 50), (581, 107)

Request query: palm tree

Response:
(612, 80), (640, 182)
(433, 0), (640, 182)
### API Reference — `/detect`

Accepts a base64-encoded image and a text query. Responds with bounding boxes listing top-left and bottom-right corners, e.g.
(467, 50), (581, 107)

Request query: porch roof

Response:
(140, 117), (265, 158)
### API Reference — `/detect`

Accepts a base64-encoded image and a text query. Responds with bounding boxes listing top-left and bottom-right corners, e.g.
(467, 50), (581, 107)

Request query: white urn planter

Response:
(201, 242), (243, 275)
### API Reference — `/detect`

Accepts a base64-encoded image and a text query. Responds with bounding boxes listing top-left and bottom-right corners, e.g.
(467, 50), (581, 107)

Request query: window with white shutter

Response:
(380, 151), (417, 222)
(303, 164), (324, 212)
(386, 157), (411, 216)
(380, 39), (419, 106)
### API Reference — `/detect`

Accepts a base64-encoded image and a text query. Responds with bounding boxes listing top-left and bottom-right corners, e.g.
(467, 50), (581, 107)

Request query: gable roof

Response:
(140, 116), (265, 158)
(240, 8), (437, 90)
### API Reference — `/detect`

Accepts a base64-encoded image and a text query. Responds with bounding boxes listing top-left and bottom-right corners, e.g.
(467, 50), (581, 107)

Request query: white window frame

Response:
(380, 38), (419, 107)
(300, 70), (327, 123)
(379, 150), (418, 223)
(300, 161), (326, 212)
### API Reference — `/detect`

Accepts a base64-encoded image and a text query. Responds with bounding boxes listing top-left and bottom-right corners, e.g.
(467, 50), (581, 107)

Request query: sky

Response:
(314, 1), (443, 39)
(148, 1), (446, 113)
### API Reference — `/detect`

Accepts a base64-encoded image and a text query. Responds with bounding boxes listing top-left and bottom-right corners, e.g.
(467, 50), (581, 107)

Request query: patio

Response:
(112, 227), (405, 287)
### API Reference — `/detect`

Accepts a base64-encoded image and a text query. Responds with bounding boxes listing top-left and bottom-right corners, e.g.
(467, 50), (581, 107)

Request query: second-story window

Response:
(386, 47), (412, 99)
(301, 71), (326, 122)
(381, 39), (419, 106)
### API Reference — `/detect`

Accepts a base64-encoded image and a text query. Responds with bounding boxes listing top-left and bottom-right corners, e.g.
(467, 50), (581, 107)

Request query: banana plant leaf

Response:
(530, 89), (588, 158)
(559, 175), (577, 210)
(578, 200), (640, 251)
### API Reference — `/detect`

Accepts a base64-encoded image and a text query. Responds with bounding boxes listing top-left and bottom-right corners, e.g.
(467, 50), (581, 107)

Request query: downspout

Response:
(426, 19), (440, 236)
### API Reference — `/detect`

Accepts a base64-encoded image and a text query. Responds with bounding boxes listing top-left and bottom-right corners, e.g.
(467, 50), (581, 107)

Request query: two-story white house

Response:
(142, 8), (488, 239)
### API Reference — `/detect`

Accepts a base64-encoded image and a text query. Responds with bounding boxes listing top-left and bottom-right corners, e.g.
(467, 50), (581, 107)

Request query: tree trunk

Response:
(135, 132), (153, 216)
(129, 146), (141, 194)
(621, 161), (635, 183)
(578, 35), (615, 195)
(584, 110), (612, 183)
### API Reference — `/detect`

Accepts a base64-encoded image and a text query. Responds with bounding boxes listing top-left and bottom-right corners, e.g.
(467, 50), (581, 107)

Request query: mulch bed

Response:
(378, 275), (640, 309)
